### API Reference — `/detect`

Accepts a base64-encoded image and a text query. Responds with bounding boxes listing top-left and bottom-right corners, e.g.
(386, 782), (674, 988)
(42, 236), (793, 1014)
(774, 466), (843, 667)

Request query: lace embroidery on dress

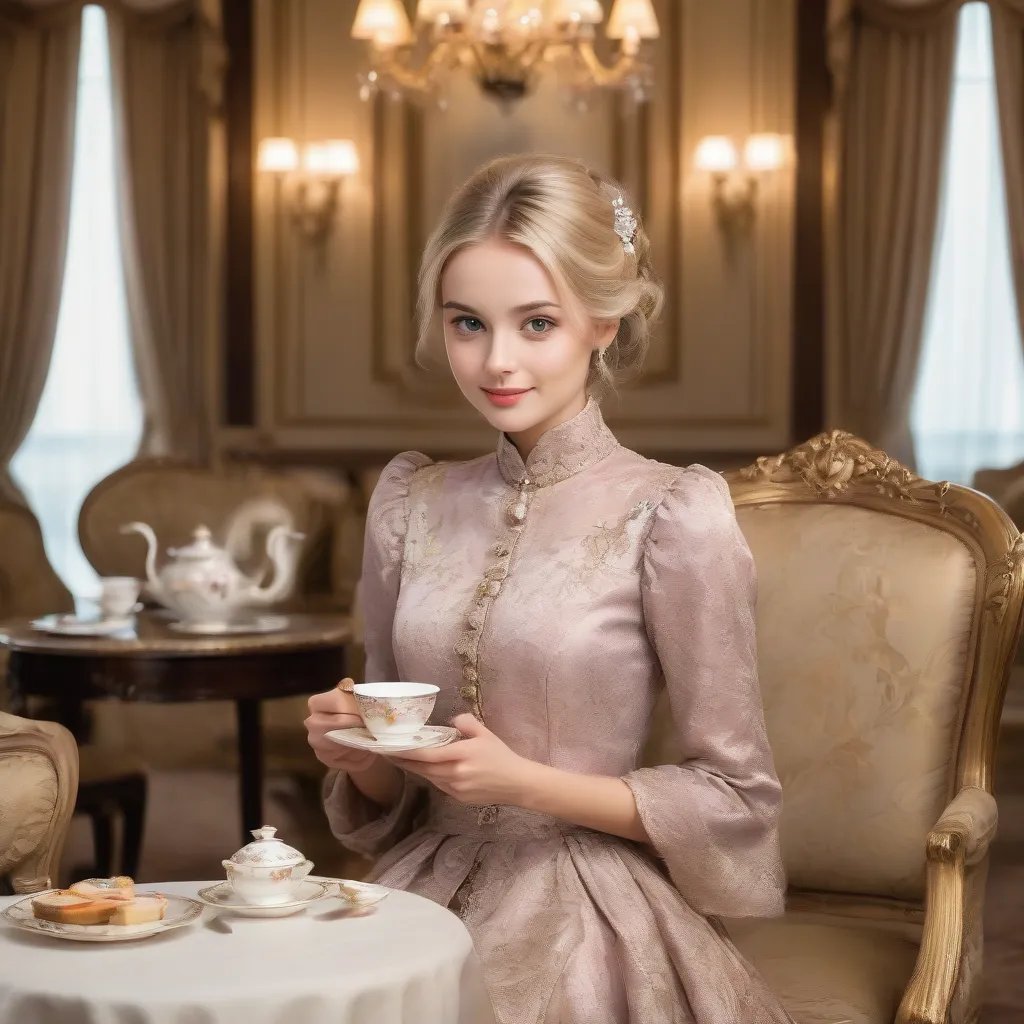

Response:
(454, 399), (621, 828)
(403, 462), (451, 584)
(495, 397), (618, 488)
(454, 400), (620, 723)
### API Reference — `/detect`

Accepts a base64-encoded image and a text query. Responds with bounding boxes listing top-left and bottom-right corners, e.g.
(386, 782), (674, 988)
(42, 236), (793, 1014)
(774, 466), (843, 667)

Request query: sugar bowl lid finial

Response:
(225, 824), (306, 868)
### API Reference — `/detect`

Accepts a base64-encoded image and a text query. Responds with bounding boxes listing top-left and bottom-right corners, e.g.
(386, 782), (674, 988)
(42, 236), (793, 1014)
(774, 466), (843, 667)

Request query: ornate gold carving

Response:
(731, 431), (1024, 1024)
(740, 430), (990, 531)
(983, 534), (1024, 624)
(740, 430), (923, 500)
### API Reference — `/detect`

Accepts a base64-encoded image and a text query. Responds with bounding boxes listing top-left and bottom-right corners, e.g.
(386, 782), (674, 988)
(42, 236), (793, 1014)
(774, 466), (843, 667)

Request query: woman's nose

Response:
(483, 332), (519, 376)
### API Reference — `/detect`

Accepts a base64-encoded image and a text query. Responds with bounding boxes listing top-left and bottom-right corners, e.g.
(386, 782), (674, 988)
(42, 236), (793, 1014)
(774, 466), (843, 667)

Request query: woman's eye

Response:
(526, 318), (555, 334)
(453, 316), (485, 333)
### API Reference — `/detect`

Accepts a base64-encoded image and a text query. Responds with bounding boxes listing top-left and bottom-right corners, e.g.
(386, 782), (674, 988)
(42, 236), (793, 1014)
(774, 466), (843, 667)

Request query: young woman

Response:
(305, 154), (795, 1024)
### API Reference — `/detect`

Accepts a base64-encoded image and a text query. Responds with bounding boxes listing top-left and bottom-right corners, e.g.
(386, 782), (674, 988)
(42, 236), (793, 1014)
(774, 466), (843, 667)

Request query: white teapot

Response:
(120, 519), (304, 628)
(222, 826), (314, 906)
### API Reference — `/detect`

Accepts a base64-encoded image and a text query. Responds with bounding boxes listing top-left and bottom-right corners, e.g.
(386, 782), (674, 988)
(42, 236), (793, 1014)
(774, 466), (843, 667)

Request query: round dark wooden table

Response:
(0, 612), (350, 844)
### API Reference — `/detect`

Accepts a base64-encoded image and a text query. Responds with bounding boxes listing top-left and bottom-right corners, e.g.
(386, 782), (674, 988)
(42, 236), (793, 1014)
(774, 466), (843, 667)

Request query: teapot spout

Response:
(120, 521), (168, 605)
(246, 525), (305, 606)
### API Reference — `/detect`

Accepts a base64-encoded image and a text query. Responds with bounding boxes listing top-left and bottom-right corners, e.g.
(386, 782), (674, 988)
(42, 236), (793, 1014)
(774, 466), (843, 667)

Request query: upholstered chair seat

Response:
(644, 432), (1023, 1024)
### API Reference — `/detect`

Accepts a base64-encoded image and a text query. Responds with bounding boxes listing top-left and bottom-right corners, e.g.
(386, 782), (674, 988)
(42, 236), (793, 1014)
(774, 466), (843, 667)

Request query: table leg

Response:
(235, 699), (264, 843)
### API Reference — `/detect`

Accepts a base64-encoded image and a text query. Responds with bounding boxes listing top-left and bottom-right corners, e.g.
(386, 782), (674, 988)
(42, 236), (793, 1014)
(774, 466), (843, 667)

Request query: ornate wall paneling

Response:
(237, 0), (795, 457)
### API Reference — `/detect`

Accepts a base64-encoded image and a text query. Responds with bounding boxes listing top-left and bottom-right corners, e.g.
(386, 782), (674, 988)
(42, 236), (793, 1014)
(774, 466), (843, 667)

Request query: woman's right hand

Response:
(305, 678), (379, 774)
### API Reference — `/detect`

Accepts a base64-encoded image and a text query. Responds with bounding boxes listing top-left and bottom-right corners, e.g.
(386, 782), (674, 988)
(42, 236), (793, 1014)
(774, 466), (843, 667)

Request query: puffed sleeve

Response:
(622, 465), (787, 918)
(322, 451), (434, 857)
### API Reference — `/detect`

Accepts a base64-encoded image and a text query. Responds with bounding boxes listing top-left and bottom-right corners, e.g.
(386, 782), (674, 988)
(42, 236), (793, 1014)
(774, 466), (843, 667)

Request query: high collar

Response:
(495, 397), (619, 488)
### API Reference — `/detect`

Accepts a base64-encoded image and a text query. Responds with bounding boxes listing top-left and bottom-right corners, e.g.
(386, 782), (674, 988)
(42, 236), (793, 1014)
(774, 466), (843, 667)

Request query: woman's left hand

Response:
(389, 714), (535, 806)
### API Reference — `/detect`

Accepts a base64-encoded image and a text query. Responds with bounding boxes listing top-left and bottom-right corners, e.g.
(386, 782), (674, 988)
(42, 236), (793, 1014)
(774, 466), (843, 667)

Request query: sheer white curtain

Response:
(11, 5), (143, 601)
(910, 2), (1024, 485)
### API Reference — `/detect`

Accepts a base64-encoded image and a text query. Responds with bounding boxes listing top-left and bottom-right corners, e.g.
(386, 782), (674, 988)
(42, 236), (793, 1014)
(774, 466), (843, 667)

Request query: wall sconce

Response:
(257, 137), (359, 243)
(694, 133), (787, 235)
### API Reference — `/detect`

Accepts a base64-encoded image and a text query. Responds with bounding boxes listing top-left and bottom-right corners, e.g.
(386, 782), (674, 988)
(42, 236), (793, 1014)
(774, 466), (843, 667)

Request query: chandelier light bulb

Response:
(415, 0), (470, 24)
(606, 0), (660, 40)
(351, 0), (413, 46)
(551, 0), (604, 24)
(351, 0), (660, 107)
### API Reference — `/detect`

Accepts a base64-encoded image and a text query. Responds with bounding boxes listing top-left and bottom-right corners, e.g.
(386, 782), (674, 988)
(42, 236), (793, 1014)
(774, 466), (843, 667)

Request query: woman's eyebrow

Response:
(441, 300), (561, 315)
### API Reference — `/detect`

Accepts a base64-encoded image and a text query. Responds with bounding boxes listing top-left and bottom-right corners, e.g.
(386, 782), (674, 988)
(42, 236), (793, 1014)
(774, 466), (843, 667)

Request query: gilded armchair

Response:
(0, 712), (79, 893)
(645, 432), (1023, 1024)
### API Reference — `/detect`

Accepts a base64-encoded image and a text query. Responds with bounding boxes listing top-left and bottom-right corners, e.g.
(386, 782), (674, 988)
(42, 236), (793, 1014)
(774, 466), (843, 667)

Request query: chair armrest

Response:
(926, 786), (997, 866)
(896, 787), (998, 1024)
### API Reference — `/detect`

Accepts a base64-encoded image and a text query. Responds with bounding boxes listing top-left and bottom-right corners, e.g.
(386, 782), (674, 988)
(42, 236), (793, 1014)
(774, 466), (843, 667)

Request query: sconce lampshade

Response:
(694, 136), (738, 173)
(304, 140), (360, 178)
(551, 0), (604, 23)
(743, 133), (786, 173)
(257, 137), (298, 173)
(352, 0), (414, 45)
(416, 0), (470, 23)
(606, 0), (659, 39)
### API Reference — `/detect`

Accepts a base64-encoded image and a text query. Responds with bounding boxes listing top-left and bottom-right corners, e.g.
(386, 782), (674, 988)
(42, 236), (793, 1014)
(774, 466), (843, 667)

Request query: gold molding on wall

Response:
(250, 0), (795, 453)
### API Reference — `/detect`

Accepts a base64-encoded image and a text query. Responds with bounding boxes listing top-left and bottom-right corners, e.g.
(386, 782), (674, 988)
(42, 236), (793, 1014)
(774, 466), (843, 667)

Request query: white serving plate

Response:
(2, 891), (202, 942)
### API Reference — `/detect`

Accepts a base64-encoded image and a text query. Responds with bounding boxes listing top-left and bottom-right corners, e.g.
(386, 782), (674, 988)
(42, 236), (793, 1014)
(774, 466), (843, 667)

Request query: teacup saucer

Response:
(196, 879), (329, 917)
(325, 725), (460, 755)
(30, 613), (135, 637)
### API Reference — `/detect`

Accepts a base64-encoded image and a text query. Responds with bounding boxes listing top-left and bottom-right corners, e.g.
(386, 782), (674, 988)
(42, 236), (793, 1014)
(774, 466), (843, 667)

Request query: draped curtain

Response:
(106, 0), (224, 461)
(990, 0), (1024, 345)
(0, 2), (82, 502)
(1, 0), (222, 498)
(909, 2), (1024, 485)
(826, 0), (962, 468)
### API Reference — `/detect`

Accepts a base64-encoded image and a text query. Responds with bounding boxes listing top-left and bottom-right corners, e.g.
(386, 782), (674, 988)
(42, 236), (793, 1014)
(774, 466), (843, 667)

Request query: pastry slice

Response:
(108, 894), (168, 926)
(69, 876), (136, 902)
(31, 891), (119, 925)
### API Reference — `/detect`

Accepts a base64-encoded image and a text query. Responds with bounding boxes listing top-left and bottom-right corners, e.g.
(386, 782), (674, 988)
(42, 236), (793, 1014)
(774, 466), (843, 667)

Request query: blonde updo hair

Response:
(415, 153), (664, 398)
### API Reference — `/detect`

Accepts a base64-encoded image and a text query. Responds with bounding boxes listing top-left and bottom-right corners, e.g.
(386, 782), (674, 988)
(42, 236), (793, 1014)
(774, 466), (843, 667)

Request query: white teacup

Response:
(354, 682), (440, 743)
(98, 577), (141, 619)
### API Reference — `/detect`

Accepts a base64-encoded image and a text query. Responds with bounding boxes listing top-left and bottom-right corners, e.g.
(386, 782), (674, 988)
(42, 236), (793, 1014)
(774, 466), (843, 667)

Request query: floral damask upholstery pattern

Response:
(644, 502), (976, 901)
(737, 503), (976, 899)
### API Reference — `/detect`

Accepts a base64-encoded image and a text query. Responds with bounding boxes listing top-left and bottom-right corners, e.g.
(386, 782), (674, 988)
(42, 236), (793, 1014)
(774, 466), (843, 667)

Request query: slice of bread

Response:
(108, 894), (167, 926)
(31, 892), (119, 925)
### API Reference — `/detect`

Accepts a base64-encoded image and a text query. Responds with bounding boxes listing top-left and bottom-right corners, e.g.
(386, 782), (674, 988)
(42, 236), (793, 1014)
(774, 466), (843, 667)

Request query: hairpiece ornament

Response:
(612, 194), (638, 254)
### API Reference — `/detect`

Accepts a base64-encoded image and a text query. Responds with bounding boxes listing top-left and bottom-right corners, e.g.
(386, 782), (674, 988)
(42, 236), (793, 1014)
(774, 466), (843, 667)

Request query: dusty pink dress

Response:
(323, 398), (795, 1024)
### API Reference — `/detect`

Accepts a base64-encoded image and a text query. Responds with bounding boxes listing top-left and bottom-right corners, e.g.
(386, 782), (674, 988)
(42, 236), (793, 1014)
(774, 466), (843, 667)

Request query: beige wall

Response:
(224, 0), (795, 460)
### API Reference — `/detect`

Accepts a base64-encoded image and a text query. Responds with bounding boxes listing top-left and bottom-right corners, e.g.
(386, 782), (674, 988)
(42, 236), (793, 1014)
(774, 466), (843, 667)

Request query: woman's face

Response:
(440, 237), (616, 456)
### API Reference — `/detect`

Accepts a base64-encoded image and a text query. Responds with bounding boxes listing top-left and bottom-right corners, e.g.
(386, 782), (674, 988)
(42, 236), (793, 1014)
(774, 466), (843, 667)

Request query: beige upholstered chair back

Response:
(0, 499), (73, 620)
(645, 432), (1023, 906)
(0, 712), (79, 893)
(78, 459), (356, 609)
(738, 433), (1022, 903)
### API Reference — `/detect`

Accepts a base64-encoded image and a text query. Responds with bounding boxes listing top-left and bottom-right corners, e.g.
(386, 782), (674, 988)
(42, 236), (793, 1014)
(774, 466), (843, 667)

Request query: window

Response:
(910, 2), (1024, 485)
(11, 5), (143, 600)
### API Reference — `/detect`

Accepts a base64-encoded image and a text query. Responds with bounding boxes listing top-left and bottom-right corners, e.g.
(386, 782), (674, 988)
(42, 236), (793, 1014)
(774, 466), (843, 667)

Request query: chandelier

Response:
(350, 0), (661, 110)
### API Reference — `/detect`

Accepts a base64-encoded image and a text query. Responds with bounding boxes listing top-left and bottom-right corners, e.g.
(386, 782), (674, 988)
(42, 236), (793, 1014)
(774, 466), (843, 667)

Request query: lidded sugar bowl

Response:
(222, 825), (314, 905)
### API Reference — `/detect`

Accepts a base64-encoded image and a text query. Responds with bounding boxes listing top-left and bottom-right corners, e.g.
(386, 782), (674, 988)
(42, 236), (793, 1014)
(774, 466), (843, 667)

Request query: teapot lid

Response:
(168, 525), (220, 561)
(226, 826), (305, 868)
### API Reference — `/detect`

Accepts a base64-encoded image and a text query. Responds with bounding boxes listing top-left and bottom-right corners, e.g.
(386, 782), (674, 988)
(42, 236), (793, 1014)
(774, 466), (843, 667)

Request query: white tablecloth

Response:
(0, 880), (496, 1024)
